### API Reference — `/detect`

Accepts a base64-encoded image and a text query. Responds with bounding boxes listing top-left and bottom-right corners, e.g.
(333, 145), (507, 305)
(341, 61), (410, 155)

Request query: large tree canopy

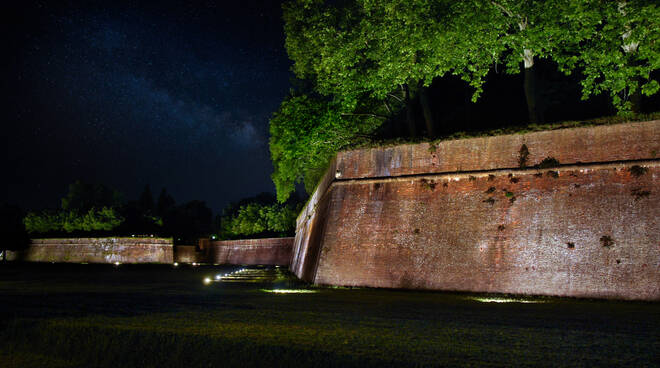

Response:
(272, 0), (659, 202)
(571, 0), (660, 113)
(270, 94), (377, 202)
(284, 0), (503, 136)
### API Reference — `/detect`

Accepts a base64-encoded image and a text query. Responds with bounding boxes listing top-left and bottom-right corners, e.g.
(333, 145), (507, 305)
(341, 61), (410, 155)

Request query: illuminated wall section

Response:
(293, 120), (660, 300)
(9, 237), (174, 264)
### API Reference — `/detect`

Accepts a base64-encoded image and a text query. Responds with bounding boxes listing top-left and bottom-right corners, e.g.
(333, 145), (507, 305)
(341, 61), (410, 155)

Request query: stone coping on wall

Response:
(32, 237), (172, 244)
(9, 237), (174, 264)
(211, 237), (294, 247)
(335, 120), (659, 180)
(297, 120), (660, 233)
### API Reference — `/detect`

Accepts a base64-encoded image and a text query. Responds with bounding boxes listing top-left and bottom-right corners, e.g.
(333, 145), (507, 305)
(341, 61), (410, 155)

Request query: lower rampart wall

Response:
(173, 245), (206, 264)
(8, 238), (173, 264)
(294, 121), (660, 300)
(210, 238), (293, 266)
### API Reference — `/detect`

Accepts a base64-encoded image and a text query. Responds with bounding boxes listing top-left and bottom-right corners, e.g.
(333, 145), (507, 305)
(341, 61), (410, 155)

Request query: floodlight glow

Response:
(261, 289), (318, 294)
(173, 262), (179, 267)
(470, 297), (544, 304)
(203, 277), (212, 285)
(114, 262), (121, 266)
(215, 275), (221, 280)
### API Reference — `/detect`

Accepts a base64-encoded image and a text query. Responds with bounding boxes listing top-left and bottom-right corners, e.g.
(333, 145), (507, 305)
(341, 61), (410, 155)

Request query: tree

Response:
(156, 188), (176, 218)
(1, 204), (29, 260)
(138, 185), (155, 215)
(270, 94), (376, 202)
(219, 201), (301, 239)
(61, 180), (123, 212)
(569, 0), (660, 113)
(163, 200), (213, 243)
(24, 181), (125, 235)
(465, 0), (595, 124)
(24, 207), (123, 234)
(283, 0), (502, 137)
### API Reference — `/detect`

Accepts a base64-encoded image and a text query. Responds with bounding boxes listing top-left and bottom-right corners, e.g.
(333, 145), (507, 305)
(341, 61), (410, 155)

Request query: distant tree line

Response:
(21, 181), (214, 244)
(270, 0), (659, 202)
(13, 182), (301, 248)
(218, 192), (302, 240)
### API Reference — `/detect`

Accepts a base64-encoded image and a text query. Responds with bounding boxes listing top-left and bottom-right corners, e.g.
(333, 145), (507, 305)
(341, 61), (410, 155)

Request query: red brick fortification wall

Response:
(173, 245), (207, 264)
(293, 121), (660, 300)
(10, 238), (174, 264)
(210, 238), (293, 266)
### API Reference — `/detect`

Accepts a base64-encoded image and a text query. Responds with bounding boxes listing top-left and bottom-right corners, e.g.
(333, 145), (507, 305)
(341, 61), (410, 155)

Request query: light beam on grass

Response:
(470, 297), (545, 303)
(261, 289), (318, 294)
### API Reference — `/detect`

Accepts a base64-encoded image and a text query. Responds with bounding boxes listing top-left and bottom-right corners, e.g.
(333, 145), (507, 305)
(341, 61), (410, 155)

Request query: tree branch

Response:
(490, 1), (515, 18)
(340, 113), (389, 119)
(387, 93), (404, 103)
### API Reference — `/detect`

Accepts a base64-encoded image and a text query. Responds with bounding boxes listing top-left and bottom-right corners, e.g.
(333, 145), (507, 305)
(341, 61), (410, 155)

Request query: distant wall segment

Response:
(209, 238), (293, 266)
(8, 237), (173, 264)
(293, 121), (660, 300)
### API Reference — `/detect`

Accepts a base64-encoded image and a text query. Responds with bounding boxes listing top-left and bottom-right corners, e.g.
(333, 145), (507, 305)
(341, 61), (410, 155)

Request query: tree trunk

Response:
(404, 84), (417, 137)
(523, 50), (541, 124)
(418, 84), (436, 137)
(630, 83), (643, 114)
(619, 1), (642, 114)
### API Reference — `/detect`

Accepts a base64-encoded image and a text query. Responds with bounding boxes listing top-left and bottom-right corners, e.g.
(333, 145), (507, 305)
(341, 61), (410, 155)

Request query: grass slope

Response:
(1, 263), (658, 367)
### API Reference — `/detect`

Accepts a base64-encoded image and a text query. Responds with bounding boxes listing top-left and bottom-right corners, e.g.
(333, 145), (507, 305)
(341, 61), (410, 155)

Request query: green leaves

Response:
(274, 0), (660, 200)
(269, 95), (376, 202)
(220, 202), (301, 239)
(23, 207), (124, 234)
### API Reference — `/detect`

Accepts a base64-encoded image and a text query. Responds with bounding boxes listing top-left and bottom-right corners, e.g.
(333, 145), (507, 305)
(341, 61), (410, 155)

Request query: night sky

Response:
(5, 0), (290, 214)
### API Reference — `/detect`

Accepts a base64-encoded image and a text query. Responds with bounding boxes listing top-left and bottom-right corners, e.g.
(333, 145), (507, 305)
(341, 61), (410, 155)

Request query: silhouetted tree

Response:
(138, 185), (155, 215)
(61, 180), (123, 212)
(156, 188), (175, 218)
(1, 204), (30, 261)
(163, 200), (213, 244)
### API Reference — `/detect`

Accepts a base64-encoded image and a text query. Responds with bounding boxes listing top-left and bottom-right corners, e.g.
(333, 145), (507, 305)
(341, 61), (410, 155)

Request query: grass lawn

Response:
(1, 263), (658, 367)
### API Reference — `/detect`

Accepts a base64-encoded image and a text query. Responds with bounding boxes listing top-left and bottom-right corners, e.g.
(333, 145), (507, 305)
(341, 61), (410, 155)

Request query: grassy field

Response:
(1, 263), (658, 367)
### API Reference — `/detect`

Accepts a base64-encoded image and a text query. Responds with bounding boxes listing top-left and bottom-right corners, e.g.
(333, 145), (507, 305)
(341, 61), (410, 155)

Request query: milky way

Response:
(6, 1), (291, 213)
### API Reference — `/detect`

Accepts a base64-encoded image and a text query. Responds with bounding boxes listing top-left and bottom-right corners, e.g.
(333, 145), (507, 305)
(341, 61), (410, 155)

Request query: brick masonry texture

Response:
(9, 238), (173, 264)
(173, 245), (206, 264)
(208, 238), (293, 266)
(336, 121), (659, 179)
(293, 121), (660, 300)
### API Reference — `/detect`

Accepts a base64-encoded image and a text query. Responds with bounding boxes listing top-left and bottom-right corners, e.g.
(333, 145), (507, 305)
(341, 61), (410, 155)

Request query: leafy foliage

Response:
(274, 0), (660, 202)
(270, 95), (376, 202)
(569, 0), (660, 113)
(284, 0), (499, 102)
(23, 207), (124, 234)
(220, 202), (301, 239)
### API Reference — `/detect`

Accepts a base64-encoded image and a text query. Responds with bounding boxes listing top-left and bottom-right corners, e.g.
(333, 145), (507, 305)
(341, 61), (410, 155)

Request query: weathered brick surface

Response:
(9, 238), (173, 264)
(173, 245), (206, 264)
(210, 238), (293, 266)
(294, 121), (660, 300)
(336, 121), (659, 179)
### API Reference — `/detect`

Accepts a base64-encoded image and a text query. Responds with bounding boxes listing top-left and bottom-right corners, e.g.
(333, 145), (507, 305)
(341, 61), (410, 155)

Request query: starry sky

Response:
(5, 0), (291, 214)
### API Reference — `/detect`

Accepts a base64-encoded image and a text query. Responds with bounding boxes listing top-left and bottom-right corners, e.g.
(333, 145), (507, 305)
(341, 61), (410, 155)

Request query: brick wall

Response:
(8, 237), (173, 264)
(173, 245), (206, 264)
(293, 121), (660, 300)
(210, 238), (293, 266)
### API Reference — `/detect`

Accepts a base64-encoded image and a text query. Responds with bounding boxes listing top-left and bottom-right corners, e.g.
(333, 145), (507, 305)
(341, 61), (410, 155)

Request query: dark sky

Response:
(5, 0), (291, 214)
